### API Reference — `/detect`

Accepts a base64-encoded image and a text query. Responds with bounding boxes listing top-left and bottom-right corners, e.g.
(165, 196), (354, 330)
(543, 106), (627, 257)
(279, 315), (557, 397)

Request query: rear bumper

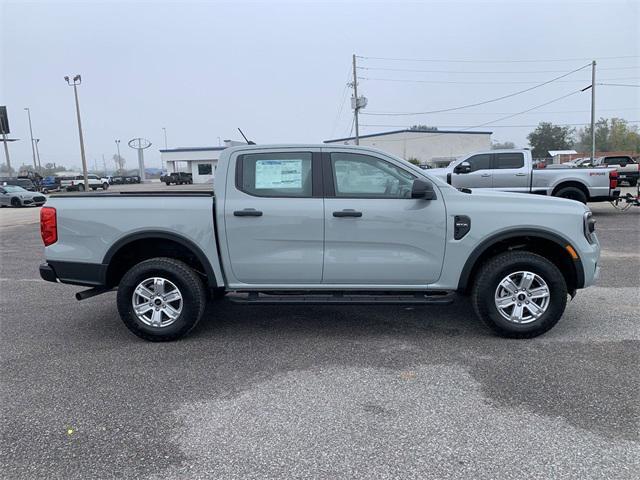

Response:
(40, 261), (107, 287)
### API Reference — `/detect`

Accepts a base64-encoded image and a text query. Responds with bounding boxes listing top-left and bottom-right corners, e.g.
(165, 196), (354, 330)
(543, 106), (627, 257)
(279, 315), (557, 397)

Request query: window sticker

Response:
(255, 159), (303, 189)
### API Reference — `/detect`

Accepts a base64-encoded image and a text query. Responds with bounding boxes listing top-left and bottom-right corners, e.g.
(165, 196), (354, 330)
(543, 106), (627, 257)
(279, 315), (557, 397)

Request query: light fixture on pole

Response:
(64, 75), (89, 190)
(24, 107), (37, 169)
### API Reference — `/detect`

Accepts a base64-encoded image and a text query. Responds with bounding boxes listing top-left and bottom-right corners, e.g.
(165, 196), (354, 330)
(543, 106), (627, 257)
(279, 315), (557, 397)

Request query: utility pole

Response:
(24, 108), (37, 169)
(102, 154), (107, 173)
(64, 75), (88, 190)
(34, 138), (42, 169)
(0, 115), (10, 173)
(590, 60), (596, 162)
(352, 54), (360, 145)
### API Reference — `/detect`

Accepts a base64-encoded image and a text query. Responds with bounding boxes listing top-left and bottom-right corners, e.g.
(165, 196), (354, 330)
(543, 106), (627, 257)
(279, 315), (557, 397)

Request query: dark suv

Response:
(160, 172), (193, 185)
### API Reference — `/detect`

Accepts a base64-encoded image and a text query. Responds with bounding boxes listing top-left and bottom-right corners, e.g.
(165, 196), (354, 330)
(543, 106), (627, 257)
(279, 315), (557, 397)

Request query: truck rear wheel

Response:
(116, 257), (207, 341)
(554, 186), (587, 204)
(471, 251), (567, 339)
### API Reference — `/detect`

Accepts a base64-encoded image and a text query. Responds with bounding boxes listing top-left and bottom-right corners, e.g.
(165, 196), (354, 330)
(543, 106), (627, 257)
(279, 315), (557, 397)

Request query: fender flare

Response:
(457, 228), (585, 291)
(103, 231), (217, 287)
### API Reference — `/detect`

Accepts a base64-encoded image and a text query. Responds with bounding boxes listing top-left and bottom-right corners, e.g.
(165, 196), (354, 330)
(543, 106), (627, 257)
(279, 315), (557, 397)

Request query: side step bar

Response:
(228, 291), (455, 305)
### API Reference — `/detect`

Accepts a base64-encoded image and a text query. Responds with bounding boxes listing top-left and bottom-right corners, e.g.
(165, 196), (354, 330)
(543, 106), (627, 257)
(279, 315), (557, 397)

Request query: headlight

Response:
(583, 211), (596, 244)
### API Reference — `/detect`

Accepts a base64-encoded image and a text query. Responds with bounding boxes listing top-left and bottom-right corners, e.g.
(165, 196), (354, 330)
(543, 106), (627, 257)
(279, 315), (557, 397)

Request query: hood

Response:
(449, 187), (590, 215)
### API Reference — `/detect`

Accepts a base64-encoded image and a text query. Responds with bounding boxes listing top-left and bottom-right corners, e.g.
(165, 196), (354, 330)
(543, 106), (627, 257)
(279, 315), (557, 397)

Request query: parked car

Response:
(161, 172), (193, 185)
(41, 176), (62, 194)
(546, 157), (594, 169)
(429, 149), (620, 204)
(0, 185), (47, 207)
(593, 156), (639, 186)
(40, 144), (600, 342)
(60, 174), (110, 192)
(0, 177), (37, 191)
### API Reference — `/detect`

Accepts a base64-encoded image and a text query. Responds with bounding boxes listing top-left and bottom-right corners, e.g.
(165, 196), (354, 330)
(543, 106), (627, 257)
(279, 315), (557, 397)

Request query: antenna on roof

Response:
(237, 128), (255, 145)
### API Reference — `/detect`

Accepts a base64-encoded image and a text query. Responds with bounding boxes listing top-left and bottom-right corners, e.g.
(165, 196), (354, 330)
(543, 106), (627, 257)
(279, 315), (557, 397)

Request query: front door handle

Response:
(480, 173), (491, 178)
(515, 173), (527, 177)
(234, 208), (263, 217)
(333, 209), (362, 218)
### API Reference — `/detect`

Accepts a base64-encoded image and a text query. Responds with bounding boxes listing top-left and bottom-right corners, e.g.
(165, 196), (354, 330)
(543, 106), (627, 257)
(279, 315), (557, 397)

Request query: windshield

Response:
(2, 185), (28, 193)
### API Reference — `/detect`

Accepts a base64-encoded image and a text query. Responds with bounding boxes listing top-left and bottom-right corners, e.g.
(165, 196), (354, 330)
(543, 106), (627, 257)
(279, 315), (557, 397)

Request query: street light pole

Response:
(162, 127), (167, 171)
(34, 138), (42, 169)
(590, 60), (596, 162)
(64, 75), (88, 190)
(115, 139), (121, 172)
(24, 108), (37, 169)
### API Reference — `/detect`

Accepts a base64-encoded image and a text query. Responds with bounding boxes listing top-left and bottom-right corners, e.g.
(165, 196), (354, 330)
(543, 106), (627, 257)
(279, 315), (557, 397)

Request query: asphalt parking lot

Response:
(1, 187), (638, 479)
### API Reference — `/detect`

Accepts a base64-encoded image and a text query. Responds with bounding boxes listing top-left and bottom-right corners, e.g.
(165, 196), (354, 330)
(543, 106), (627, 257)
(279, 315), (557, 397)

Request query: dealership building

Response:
(324, 129), (492, 167)
(160, 129), (493, 184)
(159, 140), (245, 184)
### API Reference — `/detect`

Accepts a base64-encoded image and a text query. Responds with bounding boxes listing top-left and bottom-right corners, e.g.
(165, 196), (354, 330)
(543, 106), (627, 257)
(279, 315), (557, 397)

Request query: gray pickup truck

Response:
(39, 145), (600, 341)
(429, 149), (620, 204)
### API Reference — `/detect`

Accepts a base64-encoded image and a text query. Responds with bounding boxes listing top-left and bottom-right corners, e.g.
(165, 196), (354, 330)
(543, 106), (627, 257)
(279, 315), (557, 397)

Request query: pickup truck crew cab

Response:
(429, 149), (620, 204)
(39, 145), (600, 341)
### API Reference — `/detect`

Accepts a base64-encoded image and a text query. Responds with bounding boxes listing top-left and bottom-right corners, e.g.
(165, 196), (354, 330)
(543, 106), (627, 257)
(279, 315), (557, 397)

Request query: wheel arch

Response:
(458, 229), (585, 295)
(103, 231), (218, 288)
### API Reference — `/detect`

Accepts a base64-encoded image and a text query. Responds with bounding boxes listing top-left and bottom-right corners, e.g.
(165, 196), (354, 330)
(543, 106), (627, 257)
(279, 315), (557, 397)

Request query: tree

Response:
(575, 117), (640, 153)
(527, 122), (574, 158)
(406, 157), (421, 165)
(491, 140), (516, 149)
(113, 154), (126, 172)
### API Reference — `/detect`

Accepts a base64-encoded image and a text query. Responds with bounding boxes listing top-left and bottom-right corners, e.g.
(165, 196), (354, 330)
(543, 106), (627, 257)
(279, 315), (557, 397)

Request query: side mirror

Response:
(411, 179), (437, 200)
(454, 161), (471, 174)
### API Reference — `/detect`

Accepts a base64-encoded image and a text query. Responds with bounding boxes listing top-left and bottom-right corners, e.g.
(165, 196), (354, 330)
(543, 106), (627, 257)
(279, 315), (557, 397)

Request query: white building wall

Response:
(326, 131), (491, 165)
(161, 148), (225, 184)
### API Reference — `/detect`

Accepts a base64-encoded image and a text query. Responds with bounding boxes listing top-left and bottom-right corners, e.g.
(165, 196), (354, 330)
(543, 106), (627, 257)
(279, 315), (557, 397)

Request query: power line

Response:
(330, 67), (353, 138)
(361, 121), (640, 129)
(360, 107), (636, 116)
(597, 83), (640, 87)
(356, 65), (639, 74)
(357, 55), (639, 64)
(362, 64), (591, 116)
(357, 76), (638, 85)
(351, 90), (583, 143)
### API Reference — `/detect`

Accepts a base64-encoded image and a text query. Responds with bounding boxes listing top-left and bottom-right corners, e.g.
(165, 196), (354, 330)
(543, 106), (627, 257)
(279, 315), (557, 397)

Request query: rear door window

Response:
(495, 153), (524, 169)
(237, 152), (313, 197)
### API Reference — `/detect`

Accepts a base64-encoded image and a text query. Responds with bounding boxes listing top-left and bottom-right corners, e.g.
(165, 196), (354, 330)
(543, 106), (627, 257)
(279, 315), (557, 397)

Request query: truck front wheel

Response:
(471, 251), (567, 338)
(116, 257), (207, 341)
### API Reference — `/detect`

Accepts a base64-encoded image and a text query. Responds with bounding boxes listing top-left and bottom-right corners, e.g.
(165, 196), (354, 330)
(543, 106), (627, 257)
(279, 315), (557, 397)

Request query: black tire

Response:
(165, 182), (171, 186)
(102, 183), (109, 190)
(471, 251), (567, 339)
(629, 179), (637, 187)
(11, 197), (21, 207)
(78, 184), (85, 192)
(554, 186), (587, 204)
(117, 257), (207, 341)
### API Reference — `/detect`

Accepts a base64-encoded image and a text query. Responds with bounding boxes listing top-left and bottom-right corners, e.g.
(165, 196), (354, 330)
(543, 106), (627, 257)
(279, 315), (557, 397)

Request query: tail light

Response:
(609, 170), (618, 190)
(40, 207), (58, 246)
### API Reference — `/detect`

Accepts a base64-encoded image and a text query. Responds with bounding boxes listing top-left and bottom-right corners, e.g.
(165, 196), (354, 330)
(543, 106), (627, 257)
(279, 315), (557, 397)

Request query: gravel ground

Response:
(1, 192), (638, 479)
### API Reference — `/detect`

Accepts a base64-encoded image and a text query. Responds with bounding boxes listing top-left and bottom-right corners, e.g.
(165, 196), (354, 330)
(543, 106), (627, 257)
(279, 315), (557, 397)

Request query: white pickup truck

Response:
(430, 149), (620, 204)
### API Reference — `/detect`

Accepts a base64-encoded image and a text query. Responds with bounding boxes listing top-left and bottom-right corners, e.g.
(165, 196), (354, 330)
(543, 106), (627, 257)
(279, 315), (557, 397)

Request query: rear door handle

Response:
(333, 209), (362, 218)
(480, 173), (491, 177)
(515, 173), (527, 177)
(234, 208), (263, 217)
